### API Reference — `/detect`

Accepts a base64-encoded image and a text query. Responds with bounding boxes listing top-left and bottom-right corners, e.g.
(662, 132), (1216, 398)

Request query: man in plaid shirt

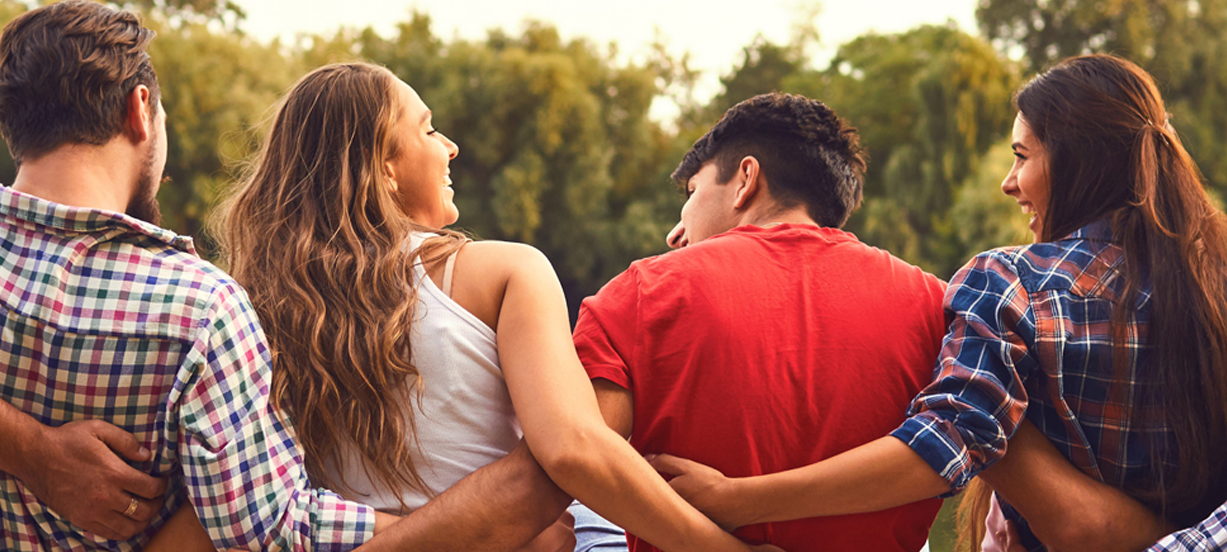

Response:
(0, 2), (570, 550)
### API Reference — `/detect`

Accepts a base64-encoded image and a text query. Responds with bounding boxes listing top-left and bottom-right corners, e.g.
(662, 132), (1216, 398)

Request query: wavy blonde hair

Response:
(214, 62), (464, 502)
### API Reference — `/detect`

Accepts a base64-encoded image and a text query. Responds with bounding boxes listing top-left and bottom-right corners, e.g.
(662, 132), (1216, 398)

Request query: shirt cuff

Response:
(312, 490), (377, 552)
(584, 364), (630, 389)
(891, 412), (975, 497)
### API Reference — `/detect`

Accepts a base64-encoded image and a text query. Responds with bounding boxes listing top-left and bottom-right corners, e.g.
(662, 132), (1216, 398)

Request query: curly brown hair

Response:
(214, 62), (465, 504)
(671, 92), (866, 228)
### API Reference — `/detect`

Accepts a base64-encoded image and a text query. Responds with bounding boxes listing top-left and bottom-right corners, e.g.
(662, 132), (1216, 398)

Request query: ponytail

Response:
(1016, 54), (1227, 525)
(1112, 115), (1227, 523)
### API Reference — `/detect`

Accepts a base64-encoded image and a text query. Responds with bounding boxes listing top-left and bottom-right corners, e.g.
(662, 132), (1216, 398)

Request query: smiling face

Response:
(384, 78), (459, 229)
(1003, 113), (1051, 242)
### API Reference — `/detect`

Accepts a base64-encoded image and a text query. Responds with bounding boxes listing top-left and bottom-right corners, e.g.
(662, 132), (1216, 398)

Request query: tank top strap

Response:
(441, 248), (460, 297)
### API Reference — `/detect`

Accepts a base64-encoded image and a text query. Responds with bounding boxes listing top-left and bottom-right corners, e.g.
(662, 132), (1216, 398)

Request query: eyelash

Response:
(427, 129), (439, 136)
(1013, 152), (1026, 160)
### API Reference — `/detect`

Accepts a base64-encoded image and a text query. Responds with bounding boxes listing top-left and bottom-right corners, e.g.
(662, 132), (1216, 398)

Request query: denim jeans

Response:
(568, 500), (627, 552)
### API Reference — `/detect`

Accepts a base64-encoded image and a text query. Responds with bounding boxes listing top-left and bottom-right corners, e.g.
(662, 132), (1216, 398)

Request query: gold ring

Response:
(123, 497), (139, 518)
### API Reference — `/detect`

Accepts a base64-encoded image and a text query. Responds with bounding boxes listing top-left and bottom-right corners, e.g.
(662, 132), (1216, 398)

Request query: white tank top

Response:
(324, 233), (521, 511)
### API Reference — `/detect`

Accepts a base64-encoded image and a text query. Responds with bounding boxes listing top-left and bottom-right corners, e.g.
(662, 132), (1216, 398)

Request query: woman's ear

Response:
(384, 160), (399, 191)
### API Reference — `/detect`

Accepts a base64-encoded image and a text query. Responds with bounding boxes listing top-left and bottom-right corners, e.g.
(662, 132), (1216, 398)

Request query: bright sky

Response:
(241, 0), (978, 110)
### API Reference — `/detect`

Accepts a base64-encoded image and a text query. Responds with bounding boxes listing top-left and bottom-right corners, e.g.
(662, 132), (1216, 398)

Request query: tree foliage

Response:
(978, 0), (1227, 195)
(3, 0), (1211, 296)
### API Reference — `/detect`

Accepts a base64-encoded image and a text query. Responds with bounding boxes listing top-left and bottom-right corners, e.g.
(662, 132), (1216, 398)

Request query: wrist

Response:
(0, 413), (45, 480)
(727, 476), (762, 527)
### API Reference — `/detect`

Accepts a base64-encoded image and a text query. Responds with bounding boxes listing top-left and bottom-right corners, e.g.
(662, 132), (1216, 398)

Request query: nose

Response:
(1001, 168), (1019, 197)
(443, 133), (459, 160)
(666, 220), (688, 249)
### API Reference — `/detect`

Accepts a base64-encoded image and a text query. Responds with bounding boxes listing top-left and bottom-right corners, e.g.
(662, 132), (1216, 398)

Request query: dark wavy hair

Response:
(671, 92), (866, 227)
(214, 63), (465, 505)
(0, 0), (158, 164)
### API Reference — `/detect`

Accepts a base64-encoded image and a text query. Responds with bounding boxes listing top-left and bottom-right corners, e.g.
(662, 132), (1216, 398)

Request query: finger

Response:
(81, 520), (126, 542)
(559, 532), (577, 552)
(119, 471), (167, 501)
(112, 491), (158, 525)
(102, 511), (144, 540)
(124, 495), (162, 524)
(646, 453), (695, 475)
(92, 421), (151, 462)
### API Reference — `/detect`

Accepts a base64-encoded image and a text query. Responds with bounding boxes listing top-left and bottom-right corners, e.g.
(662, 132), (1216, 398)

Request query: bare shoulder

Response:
(447, 240), (558, 330)
(457, 240), (554, 278)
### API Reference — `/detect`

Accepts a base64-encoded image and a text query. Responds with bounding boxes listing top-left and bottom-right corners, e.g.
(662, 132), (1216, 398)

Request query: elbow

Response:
(533, 425), (607, 491)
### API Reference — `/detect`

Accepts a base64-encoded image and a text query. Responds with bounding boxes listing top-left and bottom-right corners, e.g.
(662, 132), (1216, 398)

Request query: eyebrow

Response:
(1011, 142), (1028, 151)
(421, 109), (432, 124)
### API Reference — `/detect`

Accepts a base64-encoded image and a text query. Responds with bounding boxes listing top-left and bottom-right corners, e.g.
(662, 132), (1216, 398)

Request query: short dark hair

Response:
(0, 0), (159, 164)
(672, 92), (866, 228)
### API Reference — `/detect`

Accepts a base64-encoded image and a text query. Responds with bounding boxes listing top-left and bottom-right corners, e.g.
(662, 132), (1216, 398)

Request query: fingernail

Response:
(644, 454), (656, 461)
(138, 446), (150, 457)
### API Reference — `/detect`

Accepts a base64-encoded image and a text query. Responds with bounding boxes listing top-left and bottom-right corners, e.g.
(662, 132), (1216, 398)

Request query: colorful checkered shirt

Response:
(1149, 502), (1227, 551)
(890, 220), (1225, 551)
(0, 185), (374, 551)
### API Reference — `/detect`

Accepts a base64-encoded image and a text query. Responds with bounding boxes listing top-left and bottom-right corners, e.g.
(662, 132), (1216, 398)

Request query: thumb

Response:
(647, 453), (695, 476)
(93, 421), (150, 462)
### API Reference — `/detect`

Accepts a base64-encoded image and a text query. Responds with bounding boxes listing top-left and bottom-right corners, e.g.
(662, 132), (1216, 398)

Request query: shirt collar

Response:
(1061, 219), (1115, 242)
(0, 185), (196, 254)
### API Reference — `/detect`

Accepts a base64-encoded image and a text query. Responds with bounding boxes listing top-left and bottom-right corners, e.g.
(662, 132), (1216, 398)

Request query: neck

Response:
(10, 140), (138, 214)
(741, 205), (820, 229)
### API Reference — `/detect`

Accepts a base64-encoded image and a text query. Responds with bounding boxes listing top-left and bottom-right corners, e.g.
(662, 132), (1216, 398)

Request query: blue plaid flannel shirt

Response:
(890, 220), (1226, 551)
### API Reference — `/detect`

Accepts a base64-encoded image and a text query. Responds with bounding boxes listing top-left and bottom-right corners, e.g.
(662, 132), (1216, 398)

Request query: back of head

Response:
(1018, 54), (1227, 523)
(217, 62), (461, 505)
(0, 0), (158, 164)
(672, 92), (865, 228)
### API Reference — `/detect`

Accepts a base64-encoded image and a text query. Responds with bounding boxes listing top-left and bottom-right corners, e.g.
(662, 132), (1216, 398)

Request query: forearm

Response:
(540, 424), (744, 552)
(0, 399), (41, 478)
(359, 439), (571, 552)
(731, 436), (948, 525)
(979, 421), (1174, 551)
(497, 249), (746, 552)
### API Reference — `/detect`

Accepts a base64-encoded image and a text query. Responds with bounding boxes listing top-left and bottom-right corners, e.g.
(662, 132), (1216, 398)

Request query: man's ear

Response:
(732, 156), (761, 209)
(124, 85), (153, 144)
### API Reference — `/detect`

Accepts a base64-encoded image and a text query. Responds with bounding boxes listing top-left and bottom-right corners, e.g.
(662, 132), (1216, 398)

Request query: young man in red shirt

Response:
(572, 92), (946, 551)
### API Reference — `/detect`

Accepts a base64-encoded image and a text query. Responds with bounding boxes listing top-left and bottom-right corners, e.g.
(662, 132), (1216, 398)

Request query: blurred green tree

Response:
(145, 14), (298, 241)
(977, 0), (1227, 195)
(802, 25), (1022, 275)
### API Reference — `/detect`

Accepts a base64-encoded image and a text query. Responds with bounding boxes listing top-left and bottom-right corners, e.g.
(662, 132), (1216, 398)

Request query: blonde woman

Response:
(199, 62), (778, 552)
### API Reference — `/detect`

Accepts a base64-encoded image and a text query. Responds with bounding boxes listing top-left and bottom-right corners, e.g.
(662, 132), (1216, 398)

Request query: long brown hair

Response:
(214, 62), (464, 502)
(960, 54), (1227, 537)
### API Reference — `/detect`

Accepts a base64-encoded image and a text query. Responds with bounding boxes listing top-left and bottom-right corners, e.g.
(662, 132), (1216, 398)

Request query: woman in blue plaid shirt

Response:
(649, 54), (1227, 552)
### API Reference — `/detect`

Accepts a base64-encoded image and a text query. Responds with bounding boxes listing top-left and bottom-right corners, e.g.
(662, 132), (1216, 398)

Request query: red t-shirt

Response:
(573, 224), (947, 552)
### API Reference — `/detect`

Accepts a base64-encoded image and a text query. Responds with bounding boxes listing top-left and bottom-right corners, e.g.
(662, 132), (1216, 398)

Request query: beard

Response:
(126, 144), (164, 227)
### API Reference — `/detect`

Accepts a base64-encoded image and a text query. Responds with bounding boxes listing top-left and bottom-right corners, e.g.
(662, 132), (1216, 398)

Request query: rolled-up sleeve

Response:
(891, 250), (1038, 494)
(1147, 500), (1227, 552)
(171, 283), (375, 552)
